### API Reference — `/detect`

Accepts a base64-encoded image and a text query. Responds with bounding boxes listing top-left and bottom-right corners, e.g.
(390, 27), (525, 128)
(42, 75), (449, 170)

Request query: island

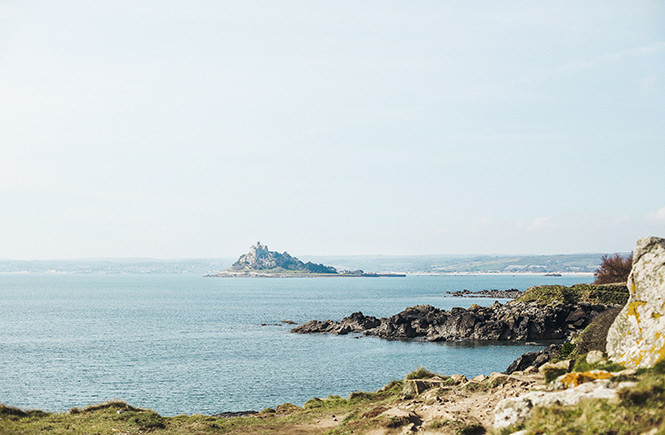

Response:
(206, 242), (405, 277)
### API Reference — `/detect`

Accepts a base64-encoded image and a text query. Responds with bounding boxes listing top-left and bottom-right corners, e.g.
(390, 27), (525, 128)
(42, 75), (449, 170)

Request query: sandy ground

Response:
(233, 371), (544, 435)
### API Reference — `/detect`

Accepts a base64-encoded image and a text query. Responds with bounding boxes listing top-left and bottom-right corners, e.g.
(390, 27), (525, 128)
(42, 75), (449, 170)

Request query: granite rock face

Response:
(493, 379), (634, 430)
(607, 237), (665, 368)
(292, 302), (612, 342)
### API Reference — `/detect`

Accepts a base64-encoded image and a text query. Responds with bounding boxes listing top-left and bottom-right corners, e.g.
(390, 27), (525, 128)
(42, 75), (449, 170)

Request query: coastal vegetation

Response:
(511, 283), (629, 305)
(6, 360), (665, 434)
(593, 253), (633, 284)
(504, 359), (665, 435)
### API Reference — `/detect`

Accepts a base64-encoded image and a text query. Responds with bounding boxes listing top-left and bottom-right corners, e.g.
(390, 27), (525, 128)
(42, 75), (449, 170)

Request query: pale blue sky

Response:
(1, 1), (664, 258)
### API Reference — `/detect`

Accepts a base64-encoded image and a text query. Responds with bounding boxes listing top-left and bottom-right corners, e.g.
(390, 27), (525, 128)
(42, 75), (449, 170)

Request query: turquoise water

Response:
(0, 274), (592, 415)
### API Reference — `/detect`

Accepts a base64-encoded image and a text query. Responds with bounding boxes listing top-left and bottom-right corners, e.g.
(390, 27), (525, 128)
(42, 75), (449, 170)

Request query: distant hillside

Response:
(0, 258), (234, 274)
(0, 252), (623, 274)
(301, 253), (620, 274)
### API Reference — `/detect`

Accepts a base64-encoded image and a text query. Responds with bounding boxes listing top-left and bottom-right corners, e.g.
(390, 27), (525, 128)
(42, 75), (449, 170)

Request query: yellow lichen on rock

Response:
(559, 371), (614, 389)
(607, 237), (665, 369)
(627, 300), (647, 321)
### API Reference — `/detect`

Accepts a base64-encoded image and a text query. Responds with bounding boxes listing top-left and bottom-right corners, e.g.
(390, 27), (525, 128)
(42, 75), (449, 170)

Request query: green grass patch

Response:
(520, 359), (665, 434)
(303, 384), (401, 411)
(512, 283), (629, 306)
(405, 366), (438, 380)
(572, 354), (625, 373)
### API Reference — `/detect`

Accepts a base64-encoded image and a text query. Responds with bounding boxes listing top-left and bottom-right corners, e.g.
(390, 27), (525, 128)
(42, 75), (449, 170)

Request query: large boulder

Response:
(606, 237), (665, 369)
(493, 379), (634, 430)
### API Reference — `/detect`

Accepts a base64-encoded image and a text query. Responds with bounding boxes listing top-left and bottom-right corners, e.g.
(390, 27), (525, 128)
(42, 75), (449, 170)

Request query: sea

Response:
(0, 273), (593, 416)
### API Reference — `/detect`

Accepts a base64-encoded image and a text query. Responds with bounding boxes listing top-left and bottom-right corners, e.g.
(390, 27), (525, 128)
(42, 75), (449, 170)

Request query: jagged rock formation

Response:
(445, 289), (521, 299)
(607, 236), (665, 368)
(292, 302), (613, 342)
(228, 242), (337, 274)
(504, 344), (562, 374)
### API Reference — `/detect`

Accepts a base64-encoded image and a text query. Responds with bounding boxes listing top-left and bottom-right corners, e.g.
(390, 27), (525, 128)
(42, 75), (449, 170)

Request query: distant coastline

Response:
(205, 271), (406, 278)
(415, 271), (594, 276)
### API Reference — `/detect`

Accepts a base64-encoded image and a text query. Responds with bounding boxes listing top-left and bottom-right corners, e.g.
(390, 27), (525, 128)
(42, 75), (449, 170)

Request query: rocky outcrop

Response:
(607, 237), (665, 369)
(504, 344), (562, 374)
(445, 289), (522, 299)
(493, 378), (635, 430)
(292, 301), (613, 342)
(227, 242), (337, 274)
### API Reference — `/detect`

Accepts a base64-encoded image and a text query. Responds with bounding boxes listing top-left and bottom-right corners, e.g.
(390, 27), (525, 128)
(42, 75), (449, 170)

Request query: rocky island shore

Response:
(292, 283), (628, 342)
(207, 242), (405, 277)
(445, 288), (522, 298)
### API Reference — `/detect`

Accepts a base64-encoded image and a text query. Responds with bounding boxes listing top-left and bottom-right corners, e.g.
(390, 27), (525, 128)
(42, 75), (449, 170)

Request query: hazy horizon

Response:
(2, 1), (664, 259)
(0, 249), (628, 262)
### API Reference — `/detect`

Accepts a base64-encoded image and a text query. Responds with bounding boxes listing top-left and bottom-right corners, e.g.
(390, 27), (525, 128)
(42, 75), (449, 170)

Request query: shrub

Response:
(652, 358), (665, 375)
(594, 253), (632, 284)
(0, 404), (27, 418)
(405, 367), (437, 380)
(385, 415), (408, 428)
(427, 419), (451, 429)
(618, 378), (665, 406)
(82, 401), (139, 413)
(513, 284), (628, 306)
(126, 411), (165, 429)
(378, 380), (403, 393)
(560, 342), (576, 357)
(0, 405), (48, 419)
(456, 422), (486, 435)
(574, 306), (623, 354)
(303, 398), (324, 409)
(348, 391), (372, 404)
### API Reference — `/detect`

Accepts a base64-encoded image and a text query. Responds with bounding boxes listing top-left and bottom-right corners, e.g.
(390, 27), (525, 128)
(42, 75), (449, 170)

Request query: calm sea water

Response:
(0, 274), (592, 415)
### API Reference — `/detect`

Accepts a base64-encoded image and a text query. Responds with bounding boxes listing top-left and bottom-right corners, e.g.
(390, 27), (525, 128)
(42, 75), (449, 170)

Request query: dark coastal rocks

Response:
(445, 289), (522, 299)
(293, 311), (381, 335)
(211, 410), (258, 418)
(292, 302), (613, 343)
(504, 344), (562, 374)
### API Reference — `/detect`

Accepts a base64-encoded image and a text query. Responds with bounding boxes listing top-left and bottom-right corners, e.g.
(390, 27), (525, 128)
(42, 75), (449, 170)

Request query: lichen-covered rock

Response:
(586, 350), (605, 365)
(606, 237), (665, 369)
(493, 379), (635, 430)
(549, 370), (614, 390)
(538, 360), (571, 383)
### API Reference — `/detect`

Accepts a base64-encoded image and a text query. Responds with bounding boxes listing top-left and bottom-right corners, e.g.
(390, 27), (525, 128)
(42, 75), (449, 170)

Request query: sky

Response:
(1, 1), (664, 259)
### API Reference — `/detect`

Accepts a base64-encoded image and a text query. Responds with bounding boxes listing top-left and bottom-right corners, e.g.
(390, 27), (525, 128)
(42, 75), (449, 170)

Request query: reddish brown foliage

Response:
(594, 253), (633, 284)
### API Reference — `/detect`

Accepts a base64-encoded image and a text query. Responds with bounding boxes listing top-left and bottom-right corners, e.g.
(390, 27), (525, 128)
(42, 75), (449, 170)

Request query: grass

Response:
(0, 401), (319, 435)
(518, 359), (665, 435)
(572, 356), (625, 373)
(426, 418), (485, 434)
(404, 366), (437, 380)
(512, 283), (629, 306)
(0, 378), (410, 435)
(572, 306), (623, 355)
